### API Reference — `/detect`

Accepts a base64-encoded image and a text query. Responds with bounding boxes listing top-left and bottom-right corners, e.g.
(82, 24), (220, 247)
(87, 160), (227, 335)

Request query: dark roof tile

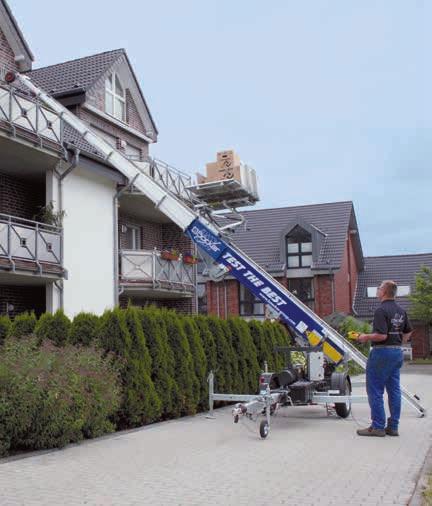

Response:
(230, 201), (357, 271)
(26, 49), (124, 96)
(353, 253), (432, 317)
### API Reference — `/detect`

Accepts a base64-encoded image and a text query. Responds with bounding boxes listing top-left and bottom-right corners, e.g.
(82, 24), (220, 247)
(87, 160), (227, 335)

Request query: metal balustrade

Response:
(133, 158), (193, 202)
(120, 249), (195, 292)
(0, 213), (63, 274)
(0, 84), (63, 147)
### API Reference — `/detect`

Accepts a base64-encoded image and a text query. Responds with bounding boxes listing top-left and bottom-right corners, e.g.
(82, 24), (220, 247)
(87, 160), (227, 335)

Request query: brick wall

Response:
(412, 323), (431, 359)
(126, 90), (146, 133)
(206, 280), (239, 318)
(0, 172), (45, 220)
(76, 108), (149, 159)
(334, 233), (359, 314)
(118, 215), (193, 253)
(0, 284), (45, 317)
(0, 27), (17, 73)
(313, 275), (334, 317)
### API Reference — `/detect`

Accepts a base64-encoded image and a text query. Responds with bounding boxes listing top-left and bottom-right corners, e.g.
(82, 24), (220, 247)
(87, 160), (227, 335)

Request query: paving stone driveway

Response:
(1, 366), (431, 506)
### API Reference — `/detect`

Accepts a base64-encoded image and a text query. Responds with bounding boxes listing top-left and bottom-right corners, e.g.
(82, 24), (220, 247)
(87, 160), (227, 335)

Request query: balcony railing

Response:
(120, 249), (195, 293)
(0, 84), (63, 148)
(0, 214), (63, 275)
(133, 158), (193, 202)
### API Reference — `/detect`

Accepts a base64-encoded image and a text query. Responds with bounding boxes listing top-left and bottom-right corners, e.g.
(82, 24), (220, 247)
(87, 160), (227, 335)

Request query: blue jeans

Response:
(366, 347), (404, 430)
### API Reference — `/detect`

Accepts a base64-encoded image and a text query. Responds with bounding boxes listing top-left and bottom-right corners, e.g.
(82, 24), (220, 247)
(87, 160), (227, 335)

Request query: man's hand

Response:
(357, 334), (369, 343)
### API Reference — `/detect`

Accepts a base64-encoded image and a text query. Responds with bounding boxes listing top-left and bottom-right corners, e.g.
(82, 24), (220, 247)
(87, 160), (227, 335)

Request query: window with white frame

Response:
(125, 225), (141, 250)
(286, 225), (313, 268)
(105, 72), (126, 122)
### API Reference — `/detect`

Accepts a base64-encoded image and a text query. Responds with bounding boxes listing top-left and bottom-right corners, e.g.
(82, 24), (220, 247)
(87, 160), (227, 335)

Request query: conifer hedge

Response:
(0, 305), (294, 457)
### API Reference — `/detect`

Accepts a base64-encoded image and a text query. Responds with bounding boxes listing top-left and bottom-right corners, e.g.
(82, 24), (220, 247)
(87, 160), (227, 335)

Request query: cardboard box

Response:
(216, 150), (241, 169)
(206, 164), (242, 183)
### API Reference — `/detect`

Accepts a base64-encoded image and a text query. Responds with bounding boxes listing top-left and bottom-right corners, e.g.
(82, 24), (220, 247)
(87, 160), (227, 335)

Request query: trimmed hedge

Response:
(1, 306), (305, 457)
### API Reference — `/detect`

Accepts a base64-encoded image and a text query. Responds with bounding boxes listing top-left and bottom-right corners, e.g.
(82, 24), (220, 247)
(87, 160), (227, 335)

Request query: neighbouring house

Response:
(200, 201), (364, 320)
(353, 254), (432, 359)
(200, 202), (431, 358)
(0, 0), (197, 318)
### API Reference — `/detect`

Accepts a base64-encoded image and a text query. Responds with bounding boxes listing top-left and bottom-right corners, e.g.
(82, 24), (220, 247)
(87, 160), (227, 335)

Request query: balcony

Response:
(120, 249), (195, 298)
(0, 84), (63, 151)
(0, 214), (64, 280)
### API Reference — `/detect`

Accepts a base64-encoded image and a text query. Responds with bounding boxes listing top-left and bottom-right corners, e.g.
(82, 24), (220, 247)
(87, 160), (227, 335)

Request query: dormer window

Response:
(286, 225), (312, 268)
(105, 72), (126, 122)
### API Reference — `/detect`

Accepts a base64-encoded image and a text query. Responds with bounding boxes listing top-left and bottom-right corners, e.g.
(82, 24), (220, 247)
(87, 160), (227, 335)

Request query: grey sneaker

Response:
(385, 426), (399, 436)
(356, 426), (386, 437)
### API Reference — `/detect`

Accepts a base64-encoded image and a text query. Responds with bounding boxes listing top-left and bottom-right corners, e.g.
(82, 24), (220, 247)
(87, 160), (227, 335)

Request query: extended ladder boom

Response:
(12, 72), (425, 417)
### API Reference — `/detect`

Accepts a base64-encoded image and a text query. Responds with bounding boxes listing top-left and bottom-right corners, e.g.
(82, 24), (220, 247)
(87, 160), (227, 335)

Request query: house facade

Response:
(0, 0), (197, 318)
(353, 254), (432, 359)
(201, 201), (364, 319)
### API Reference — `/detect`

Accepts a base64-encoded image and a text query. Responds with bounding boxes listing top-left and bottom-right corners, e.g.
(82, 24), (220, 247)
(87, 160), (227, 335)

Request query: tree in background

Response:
(409, 266), (432, 325)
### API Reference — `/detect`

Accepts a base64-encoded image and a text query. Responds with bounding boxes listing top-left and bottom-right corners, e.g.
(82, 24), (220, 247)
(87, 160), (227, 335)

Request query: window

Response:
(125, 225), (141, 250)
(197, 283), (208, 314)
(105, 72), (126, 122)
(286, 225), (312, 268)
(367, 285), (411, 298)
(239, 285), (265, 317)
(288, 278), (314, 310)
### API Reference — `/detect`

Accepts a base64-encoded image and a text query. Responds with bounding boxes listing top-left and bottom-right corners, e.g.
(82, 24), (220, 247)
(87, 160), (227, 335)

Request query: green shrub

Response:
(70, 312), (99, 346)
(182, 316), (207, 409)
(0, 315), (11, 346)
(123, 306), (161, 426)
(140, 307), (178, 419)
(335, 315), (371, 375)
(250, 320), (273, 371)
(228, 317), (260, 393)
(8, 311), (36, 338)
(162, 308), (196, 416)
(97, 308), (131, 357)
(219, 318), (242, 392)
(206, 316), (236, 393)
(194, 315), (217, 374)
(34, 309), (71, 346)
(0, 337), (120, 457)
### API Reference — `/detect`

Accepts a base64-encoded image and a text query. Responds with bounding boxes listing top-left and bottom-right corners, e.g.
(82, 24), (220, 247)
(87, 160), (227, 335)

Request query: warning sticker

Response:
(296, 321), (308, 334)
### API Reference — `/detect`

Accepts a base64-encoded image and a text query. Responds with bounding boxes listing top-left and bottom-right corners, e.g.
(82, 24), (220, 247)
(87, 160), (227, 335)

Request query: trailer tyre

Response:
(331, 372), (352, 419)
(260, 420), (269, 439)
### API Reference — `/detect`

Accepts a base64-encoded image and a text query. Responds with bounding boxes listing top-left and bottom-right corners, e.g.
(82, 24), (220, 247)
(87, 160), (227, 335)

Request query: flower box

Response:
(182, 254), (199, 265)
(161, 250), (180, 261)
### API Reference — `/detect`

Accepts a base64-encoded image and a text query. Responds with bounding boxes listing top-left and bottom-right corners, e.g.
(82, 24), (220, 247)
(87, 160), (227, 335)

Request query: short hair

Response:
(381, 280), (398, 299)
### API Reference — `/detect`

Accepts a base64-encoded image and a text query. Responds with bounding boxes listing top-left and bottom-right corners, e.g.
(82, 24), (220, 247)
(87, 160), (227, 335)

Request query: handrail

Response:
(0, 213), (63, 266)
(120, 249), (195, 289)
(0, 83), (63, 146)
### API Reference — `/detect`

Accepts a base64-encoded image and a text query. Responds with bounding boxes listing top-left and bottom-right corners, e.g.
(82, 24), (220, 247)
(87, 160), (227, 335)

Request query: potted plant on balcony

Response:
(182, 252), (199, 265)
(161, 248), (180, 261)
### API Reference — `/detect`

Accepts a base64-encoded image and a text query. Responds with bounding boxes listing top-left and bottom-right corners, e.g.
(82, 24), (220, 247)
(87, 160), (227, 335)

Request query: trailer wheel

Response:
(260, 420), (269, 439)
(331, 372), (352, 419)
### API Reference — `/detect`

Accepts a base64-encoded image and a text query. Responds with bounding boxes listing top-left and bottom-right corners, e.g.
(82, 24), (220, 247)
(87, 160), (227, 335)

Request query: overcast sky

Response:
(10, 0), (431, 256)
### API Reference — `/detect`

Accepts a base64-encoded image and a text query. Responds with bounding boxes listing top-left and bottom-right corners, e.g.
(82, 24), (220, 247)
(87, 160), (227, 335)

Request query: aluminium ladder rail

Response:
(12, 72), (425, 417)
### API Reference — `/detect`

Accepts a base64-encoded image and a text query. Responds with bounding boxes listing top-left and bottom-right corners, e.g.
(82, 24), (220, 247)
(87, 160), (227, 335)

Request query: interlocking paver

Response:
(0, 368), (431, 505)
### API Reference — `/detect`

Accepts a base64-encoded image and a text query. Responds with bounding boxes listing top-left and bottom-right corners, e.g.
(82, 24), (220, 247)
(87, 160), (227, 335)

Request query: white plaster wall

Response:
(62, 166), (116, 317)
(45, 168), (61, 313)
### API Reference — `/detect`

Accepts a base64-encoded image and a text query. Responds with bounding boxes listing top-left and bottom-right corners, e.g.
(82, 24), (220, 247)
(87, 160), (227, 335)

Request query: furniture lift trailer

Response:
(6, 71), (426, 439)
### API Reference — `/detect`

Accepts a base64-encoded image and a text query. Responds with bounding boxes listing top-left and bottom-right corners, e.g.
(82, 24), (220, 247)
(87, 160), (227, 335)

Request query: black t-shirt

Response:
(372, 300), (413, 347)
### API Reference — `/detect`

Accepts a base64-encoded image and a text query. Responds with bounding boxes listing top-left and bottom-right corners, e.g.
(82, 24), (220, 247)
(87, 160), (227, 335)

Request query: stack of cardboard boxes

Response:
(197, 150), (258, 200)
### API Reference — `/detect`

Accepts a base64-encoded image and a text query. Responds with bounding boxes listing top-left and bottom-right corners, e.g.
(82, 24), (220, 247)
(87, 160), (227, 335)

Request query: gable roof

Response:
(26, 48), (158, 136)
(0, 0), (34, 70)
(353, 253), (432, 318)
(27, 49), (124, 96)
(229, 201), (363, 272)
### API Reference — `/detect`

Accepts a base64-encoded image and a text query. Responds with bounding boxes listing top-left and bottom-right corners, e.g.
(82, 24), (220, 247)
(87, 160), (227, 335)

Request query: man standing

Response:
(356, 280), (413, 437)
